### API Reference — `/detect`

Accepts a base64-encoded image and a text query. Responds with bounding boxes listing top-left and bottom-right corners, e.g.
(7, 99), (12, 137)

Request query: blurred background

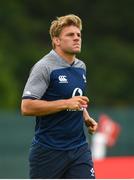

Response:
(0, 0), (134, 178)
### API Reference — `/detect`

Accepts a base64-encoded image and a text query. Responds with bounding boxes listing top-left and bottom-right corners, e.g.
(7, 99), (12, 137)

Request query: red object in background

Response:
(98, 114), (121, 146)
(94, 156), (134, 179)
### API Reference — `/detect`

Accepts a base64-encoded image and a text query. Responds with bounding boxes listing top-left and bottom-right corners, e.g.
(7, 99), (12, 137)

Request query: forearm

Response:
(21, 96), (89, 116)
(21, 99), (68, 116)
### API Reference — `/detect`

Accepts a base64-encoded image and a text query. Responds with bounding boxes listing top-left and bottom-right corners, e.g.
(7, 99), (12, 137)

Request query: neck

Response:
(54, 48), (75, 64)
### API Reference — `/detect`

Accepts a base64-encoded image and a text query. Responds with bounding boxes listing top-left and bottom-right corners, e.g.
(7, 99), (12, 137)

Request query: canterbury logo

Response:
(58, 75), (68, 83)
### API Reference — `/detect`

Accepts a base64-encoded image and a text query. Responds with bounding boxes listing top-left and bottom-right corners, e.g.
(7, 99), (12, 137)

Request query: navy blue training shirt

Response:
(22, 50), (88, 150)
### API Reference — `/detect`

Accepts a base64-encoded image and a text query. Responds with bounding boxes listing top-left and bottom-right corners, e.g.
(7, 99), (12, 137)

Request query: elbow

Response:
(21, 100), (33, 116)
(21, 110), (28, 116)
(21, 106), (30, 116)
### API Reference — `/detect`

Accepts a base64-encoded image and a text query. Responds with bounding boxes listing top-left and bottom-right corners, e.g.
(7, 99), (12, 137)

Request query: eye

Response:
(77, 33), (81, 37)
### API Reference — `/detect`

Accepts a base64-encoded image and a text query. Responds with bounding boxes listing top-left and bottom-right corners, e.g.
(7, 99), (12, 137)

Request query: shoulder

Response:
(34, 54), (54, 68)
(31, 52), (57, 74)
(74, 58), (86, 71)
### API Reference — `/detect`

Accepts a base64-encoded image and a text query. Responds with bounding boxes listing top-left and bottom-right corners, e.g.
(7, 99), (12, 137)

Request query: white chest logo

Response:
(58, 75), (68, 83)
(72, 88), (83, 97)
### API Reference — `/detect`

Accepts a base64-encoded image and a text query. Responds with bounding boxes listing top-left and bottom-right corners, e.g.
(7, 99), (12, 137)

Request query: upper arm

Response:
(22, 61), (50, 100)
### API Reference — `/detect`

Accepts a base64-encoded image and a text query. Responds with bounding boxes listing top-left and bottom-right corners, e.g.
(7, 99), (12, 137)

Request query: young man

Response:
(21, 14), (97, 179)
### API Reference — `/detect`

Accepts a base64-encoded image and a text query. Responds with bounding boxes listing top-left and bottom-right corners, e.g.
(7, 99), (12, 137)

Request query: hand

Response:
(66, 96), (89, 111)
(83, 108), (98, 134)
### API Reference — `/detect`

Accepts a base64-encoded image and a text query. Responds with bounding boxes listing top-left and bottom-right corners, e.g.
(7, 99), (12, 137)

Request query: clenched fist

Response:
(66, 96), (89, 111)
(83, 108), (98, 134)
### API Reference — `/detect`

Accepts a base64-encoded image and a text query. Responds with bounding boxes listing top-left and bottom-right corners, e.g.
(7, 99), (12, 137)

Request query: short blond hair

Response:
(49, 14), (82, 48)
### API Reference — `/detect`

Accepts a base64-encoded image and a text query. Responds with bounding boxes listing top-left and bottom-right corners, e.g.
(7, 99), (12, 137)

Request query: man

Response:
(21, 14), (97, 179)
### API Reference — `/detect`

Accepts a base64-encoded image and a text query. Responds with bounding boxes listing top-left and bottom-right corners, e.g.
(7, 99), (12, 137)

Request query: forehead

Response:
(60, 25), (81, 35)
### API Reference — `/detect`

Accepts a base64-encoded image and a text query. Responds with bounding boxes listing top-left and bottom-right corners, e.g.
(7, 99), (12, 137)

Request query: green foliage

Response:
(80, 37), (134, 106)
(0, 0), (134, 109)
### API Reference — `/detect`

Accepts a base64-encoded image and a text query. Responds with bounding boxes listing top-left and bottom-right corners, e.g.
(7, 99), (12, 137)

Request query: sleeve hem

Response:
(22, 96), (37, 100)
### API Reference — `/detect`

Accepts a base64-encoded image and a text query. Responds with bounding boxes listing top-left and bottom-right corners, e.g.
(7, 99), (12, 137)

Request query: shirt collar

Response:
(49, 49), (78, 66)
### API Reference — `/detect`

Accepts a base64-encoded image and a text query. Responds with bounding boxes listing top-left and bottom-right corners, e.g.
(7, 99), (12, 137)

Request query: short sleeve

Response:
(22, 61), (50, 99)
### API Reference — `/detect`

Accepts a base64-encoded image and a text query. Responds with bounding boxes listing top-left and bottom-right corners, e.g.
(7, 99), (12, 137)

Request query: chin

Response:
(73, 49), (81, 53)
(66, 48), (81, 54)
(72, 48), (81, 53)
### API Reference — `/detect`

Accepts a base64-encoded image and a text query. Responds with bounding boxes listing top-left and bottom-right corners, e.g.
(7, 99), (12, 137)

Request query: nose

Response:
(74, 34), (80, 41)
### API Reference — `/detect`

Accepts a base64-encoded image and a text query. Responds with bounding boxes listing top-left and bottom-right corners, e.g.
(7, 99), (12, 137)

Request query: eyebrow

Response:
(66, 32), (81, 36)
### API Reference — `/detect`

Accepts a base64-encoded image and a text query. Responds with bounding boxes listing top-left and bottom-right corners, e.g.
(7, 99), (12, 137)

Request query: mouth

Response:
(74, 43), (80, 45)
(73, 44), (80, 47)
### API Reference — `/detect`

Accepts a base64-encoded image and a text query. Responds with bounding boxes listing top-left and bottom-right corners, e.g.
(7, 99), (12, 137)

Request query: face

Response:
(53, 25), (82, 54)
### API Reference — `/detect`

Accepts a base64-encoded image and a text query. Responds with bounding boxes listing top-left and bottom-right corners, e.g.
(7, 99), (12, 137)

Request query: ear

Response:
(53, 37), (60, 46)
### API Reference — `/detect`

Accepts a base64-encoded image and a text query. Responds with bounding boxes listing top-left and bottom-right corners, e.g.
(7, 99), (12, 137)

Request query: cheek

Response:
(61, 40), (70, 47)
